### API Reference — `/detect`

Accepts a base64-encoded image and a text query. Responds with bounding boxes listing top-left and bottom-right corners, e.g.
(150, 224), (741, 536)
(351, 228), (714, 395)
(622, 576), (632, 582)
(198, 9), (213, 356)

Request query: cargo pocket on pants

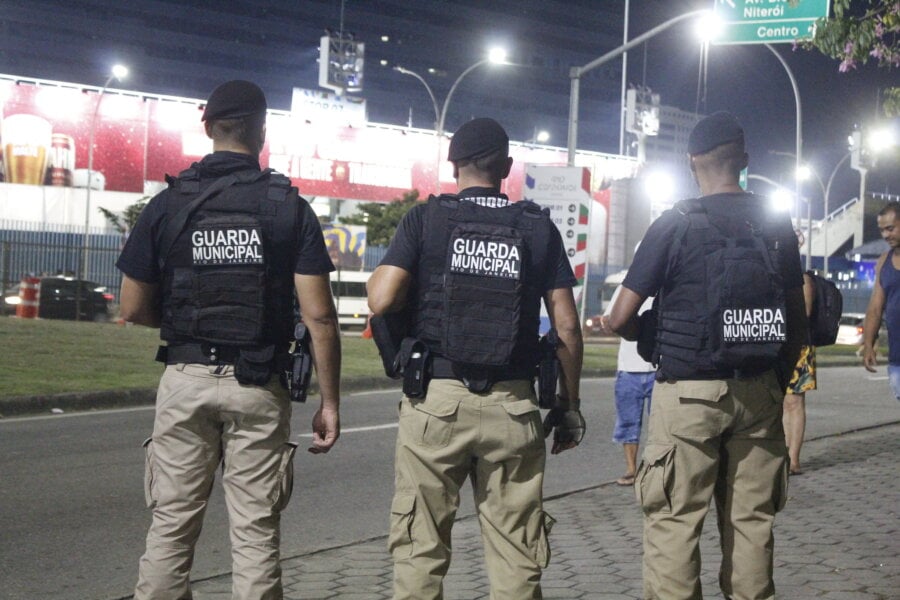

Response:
(271, 442), (299, 511)
(411, 396), (460, 448)
(635, 443), (676, 515)
(387, 493), (416, 559)
(530, 510), (556, 568)
(772, 457), (789, 513)
(501, 399), (541, 450)
(142, 437), (157, 509)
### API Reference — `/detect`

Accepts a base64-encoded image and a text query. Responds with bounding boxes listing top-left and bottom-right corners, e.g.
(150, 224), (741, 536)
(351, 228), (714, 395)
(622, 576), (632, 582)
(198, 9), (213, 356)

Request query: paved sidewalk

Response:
(190, 422), (900, 599)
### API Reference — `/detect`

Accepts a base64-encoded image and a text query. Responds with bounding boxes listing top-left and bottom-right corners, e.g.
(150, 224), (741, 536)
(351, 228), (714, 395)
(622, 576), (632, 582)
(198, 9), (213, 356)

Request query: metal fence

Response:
(0, 220), (124, 295)
(1, 220), (390, 300)
(0, 220), (876, 317)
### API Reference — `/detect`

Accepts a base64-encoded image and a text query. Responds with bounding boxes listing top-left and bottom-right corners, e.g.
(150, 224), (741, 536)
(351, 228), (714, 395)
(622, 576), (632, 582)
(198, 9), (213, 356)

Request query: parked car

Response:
(835, 313), (865, 346)
(3, 277), (113, 322)
(584, 314), (606, 336)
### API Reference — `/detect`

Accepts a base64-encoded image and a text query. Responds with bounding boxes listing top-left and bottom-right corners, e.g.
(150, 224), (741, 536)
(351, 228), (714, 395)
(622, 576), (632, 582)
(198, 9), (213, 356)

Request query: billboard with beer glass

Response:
(0, 74), (637, 202)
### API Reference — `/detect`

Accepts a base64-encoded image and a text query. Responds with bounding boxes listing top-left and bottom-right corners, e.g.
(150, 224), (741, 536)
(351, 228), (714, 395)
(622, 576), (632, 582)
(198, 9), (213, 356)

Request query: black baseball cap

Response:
(687, 111), (744, 155)
(201, 80), (267, 122)
(448, 117), (509, 161)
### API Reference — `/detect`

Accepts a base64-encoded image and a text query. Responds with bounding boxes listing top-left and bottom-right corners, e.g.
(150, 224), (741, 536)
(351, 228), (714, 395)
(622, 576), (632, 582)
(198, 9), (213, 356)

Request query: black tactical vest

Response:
(158, 166), (298, 351)
(653, 197), (787, 377)
(411, 194), (552, 373)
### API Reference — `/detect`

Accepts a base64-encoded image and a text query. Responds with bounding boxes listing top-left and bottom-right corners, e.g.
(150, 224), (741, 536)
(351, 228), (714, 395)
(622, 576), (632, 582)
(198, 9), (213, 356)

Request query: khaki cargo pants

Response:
(636, 370), (789, 600)
(389, 379), (553, 600)
(134, 364), (297, 600)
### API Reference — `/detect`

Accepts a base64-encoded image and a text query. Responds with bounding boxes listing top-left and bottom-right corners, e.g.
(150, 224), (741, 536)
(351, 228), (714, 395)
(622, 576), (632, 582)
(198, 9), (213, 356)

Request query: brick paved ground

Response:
(192, 423), (900, 599)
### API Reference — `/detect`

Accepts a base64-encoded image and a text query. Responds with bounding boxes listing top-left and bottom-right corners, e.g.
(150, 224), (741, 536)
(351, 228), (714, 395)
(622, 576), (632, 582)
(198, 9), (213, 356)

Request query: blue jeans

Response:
(612, 371), (655, 444)
(888, 364), (900, 400)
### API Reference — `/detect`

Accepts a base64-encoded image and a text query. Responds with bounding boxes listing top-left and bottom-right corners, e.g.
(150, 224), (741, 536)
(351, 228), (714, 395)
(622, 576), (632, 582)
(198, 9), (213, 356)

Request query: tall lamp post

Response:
(822, 153), (851, 278)
(76, 64), (127, 320)
(394, 48), (507, 191)
(796, 164), (825, 271)
(567, 9), (708, 165)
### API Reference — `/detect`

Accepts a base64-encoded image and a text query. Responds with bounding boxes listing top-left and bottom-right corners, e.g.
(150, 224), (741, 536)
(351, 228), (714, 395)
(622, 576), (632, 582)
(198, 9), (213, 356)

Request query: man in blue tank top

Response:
(862, 200), (900, 400)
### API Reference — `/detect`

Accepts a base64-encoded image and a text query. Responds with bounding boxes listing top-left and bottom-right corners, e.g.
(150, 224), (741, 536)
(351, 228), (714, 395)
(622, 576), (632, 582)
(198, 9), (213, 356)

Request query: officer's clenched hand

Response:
(308, 407), (340, 454)
(542, 408), (586, 455)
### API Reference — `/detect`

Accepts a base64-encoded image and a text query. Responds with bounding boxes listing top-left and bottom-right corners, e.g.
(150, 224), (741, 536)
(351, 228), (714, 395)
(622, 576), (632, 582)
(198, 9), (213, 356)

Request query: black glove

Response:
(542, 407), (586, 446)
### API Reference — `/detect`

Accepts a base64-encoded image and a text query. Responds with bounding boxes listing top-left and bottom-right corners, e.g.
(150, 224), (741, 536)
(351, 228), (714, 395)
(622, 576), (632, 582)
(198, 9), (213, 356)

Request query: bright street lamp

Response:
(394, 48), (508, 191)
(867, 126), (896, 154)
(748, 173), (793, 212)
(77, 63), (127, 320)
(526, 128), (550, 146)
(795, 162), (825, 271)
(822, 152), (852, 278)
(437, 47), (507, 138)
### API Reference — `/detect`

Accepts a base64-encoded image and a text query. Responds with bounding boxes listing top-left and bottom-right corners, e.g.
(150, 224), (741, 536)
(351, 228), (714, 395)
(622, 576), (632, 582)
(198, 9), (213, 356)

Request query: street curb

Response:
(0, 376), (401, 418)
(0, 388), (157, 417)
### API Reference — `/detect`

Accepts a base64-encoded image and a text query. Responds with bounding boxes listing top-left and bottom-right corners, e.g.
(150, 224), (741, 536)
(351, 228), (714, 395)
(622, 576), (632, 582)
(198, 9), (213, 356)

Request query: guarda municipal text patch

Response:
(722, 307), (786, 343)
(191, 227), (264, 265)
(449, 236), (521, 279)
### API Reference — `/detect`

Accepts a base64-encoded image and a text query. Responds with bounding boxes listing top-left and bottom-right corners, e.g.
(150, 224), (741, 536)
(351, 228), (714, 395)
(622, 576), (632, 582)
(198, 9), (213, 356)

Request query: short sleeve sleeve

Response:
(379, 204), (425, 273)
(294, 198), (335, 275)
(622, 210), (682, 298)
(542, 223), (577, 291)
(115, 191), (168, 283)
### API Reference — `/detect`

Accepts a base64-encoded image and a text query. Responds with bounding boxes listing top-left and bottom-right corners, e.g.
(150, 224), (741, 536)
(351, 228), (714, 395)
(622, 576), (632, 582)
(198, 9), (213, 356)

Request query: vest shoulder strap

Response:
(174, 167), (201, 193)
(157, 171), (269, 270)
(267, 171), (292, 202)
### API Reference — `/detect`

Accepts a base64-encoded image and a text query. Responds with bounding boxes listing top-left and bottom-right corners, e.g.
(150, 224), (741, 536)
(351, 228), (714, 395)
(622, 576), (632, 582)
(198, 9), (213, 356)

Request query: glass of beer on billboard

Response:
(2, 113), (52, 185)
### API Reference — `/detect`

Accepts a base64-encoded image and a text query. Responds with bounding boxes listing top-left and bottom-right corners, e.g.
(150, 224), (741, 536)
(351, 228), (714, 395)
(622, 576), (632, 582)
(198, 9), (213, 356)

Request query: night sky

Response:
(1, 0), (897, 214)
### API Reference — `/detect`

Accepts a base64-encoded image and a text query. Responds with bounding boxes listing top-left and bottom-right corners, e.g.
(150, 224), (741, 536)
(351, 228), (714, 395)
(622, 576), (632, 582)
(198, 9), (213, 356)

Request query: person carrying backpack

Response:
(608, 111), (808, 599)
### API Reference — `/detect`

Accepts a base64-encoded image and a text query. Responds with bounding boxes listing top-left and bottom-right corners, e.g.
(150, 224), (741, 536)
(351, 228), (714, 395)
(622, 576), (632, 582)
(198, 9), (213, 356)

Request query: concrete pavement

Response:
(186, 420), (900, 599)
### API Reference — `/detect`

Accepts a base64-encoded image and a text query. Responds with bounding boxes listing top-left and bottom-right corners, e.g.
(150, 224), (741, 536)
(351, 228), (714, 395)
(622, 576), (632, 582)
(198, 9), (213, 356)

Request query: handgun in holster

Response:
(537, 328), (560, 409)
(287, 322), (313, 403)
(370, 310), (429, 398)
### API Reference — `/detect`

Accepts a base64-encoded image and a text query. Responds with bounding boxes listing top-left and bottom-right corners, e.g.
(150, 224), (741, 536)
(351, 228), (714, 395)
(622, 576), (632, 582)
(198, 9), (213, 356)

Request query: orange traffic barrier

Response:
(15, 276), (40, 318)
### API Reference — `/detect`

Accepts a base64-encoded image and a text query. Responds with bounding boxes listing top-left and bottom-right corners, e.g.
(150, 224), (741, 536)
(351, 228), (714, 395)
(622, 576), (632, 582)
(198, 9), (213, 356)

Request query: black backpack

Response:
(806, 270), (843, 346)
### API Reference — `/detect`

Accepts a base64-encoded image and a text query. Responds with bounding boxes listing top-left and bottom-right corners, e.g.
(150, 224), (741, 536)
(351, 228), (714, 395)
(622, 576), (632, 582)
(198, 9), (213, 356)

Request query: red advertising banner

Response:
(1, 75), (637, 203)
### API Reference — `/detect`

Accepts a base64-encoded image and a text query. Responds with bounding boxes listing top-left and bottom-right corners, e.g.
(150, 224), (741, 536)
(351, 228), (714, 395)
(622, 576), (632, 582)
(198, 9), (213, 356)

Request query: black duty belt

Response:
(430, 356), (534, 384)
(157, 343), (241, 365)
(656, 366), (773, 383)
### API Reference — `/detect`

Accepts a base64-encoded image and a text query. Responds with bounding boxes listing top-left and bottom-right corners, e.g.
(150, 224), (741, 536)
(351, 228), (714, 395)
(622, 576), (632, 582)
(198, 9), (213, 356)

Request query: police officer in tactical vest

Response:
(608, 111), (808, 600)
(117, 80), (342, 599)
(367, 117), (585, 599)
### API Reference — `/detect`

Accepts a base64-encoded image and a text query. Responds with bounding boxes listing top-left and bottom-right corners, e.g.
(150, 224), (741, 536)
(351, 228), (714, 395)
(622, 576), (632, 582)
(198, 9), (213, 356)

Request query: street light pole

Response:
(567, 9), (708, 165)
(76, 64), (127, 320)
(763, 44), (804, 269)
(823, 153), (852, 278)
(798, 165), (825, 273)
(395, 50), (506, 193)
(393, 66), (440, 190)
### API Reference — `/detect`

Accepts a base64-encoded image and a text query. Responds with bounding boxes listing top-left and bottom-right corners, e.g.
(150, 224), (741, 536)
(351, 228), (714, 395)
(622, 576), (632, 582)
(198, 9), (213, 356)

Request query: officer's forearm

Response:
(611, 315), (640, 341)
(119, 276), (161, 328)
(555, 322), (583, 408)
(305, 314), (341, 409)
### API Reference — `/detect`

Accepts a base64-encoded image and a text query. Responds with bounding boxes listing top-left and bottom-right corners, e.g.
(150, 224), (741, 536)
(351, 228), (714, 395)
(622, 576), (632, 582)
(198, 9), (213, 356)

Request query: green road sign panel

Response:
(714, 0), (831, 45)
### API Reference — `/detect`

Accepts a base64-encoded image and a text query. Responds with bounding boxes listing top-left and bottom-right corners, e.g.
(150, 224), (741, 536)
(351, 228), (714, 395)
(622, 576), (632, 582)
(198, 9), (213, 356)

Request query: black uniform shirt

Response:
(381, 187), (577, 293)
(116, 151), (334, 283)
(623, 192), (804, 379)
